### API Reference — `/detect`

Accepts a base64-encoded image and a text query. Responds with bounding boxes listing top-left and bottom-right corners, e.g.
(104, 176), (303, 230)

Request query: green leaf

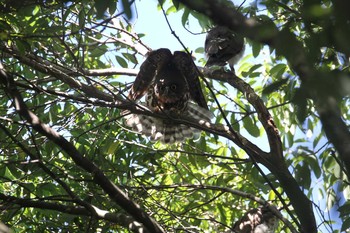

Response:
(123, 53), (138, 64)
(341, 217), (350, 232)
(15, 40), (31, 54)
(122, 0), (133, 19)
(90, 45), (108, 57)
(327, 189), (336, 211)
(307, 155), (321, 178)
(262, 78), (288, 95)
(251, 41), (262, 58)
(0, 166), (16, 180)
(116, 55), (128, 68)
(32, 5), (40, 16)
(218, 203), (227, 223)
(293, 87), (308, 123)
(194, 47), (204, 54)
(243, 116), (260, 137)
(78, 9), (85, 29)
(36, 183), (61, 197)
(107, 143), (119, 155)
(286, 131), (294, 147)
(166, 5), (177, 14)
(296, 163), (311, 188)
(95, 0), (109, 19)
(172, 0), (181, 9)
(181, 7), (190, 26)
(338, 201), (350, 218)
(269, 63), (287, 79)
(248, 64), (262, 73)
(108, 0), (117, 15)
(158, 0), (165, 6)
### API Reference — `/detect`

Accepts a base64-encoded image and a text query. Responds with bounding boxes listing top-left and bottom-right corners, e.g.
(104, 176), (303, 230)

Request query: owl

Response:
(205, 25), (245, 71)
(125, 48), (213, 143)
(232, 206), (279, 233)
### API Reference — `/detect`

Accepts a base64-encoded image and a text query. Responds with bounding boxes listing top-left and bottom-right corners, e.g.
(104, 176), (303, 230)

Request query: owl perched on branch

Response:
(125, 48), (213, 143)
(232, 206), (279, 233)
(205, 25), (245, 71)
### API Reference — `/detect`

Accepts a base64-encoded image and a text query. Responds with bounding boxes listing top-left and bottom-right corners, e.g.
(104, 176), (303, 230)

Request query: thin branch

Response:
(83, 67), (138, 76)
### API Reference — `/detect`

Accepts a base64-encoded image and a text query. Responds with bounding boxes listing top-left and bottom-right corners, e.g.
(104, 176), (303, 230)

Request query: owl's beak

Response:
(163, 86), (169, 95)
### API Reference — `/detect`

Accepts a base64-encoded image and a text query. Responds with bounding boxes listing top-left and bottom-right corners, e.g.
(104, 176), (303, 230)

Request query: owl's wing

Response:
(173, 51), (209, 110)
(128, 48), (172, 101)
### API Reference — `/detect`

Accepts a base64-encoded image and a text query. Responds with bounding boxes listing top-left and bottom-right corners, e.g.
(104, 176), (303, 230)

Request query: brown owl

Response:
(232, 206), (279, 233)
(205, 25), (245, 71)
(125, 48), (213, 143)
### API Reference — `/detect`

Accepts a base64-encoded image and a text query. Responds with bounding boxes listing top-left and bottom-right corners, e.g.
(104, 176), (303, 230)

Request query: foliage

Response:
(0, 0), (349, 233)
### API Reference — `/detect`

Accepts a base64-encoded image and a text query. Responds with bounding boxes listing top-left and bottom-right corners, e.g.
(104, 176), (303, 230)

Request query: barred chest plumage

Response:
(124, 48), (213, 143)
(146, 84), (190, 116)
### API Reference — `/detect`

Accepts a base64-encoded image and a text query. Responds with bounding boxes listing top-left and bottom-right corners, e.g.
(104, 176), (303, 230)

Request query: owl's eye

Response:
(170, 84), (177, 90)
(158, 86), (165, 92)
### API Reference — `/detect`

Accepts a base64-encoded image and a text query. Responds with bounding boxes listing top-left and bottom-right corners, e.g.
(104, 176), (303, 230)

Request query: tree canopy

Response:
(0, 0), (349, 232)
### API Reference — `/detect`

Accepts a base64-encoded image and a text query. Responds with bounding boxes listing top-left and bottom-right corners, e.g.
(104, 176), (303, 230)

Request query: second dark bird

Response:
(205, 25), (245, 72)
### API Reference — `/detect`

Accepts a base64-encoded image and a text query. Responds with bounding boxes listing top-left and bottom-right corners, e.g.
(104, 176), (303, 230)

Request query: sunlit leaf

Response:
(181, 7), (190, 26)
(243, 116), (260, 137)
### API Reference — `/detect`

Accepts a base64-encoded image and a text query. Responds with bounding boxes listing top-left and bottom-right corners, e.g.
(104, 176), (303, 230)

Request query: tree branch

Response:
(200, 67), (312, 230)
(83, 67), (138, 76)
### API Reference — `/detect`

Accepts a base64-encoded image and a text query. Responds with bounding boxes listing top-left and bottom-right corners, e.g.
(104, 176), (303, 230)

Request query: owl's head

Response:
(154, 63), (188, 104)
(154, 78), (186, 103)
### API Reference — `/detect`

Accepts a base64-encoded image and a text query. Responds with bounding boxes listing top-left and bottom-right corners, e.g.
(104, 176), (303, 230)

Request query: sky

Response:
(132, 1), (207, 52)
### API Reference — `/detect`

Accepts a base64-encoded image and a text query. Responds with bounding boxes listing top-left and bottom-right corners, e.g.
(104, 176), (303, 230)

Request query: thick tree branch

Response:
(200, 67), (313, 232)
(0, 63), (165, 233)
(200, 67), (283, 159)
(316, 96), (350, 176)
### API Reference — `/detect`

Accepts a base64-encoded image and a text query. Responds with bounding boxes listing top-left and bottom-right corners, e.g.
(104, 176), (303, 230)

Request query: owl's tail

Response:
(124, 103), (213, 144)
